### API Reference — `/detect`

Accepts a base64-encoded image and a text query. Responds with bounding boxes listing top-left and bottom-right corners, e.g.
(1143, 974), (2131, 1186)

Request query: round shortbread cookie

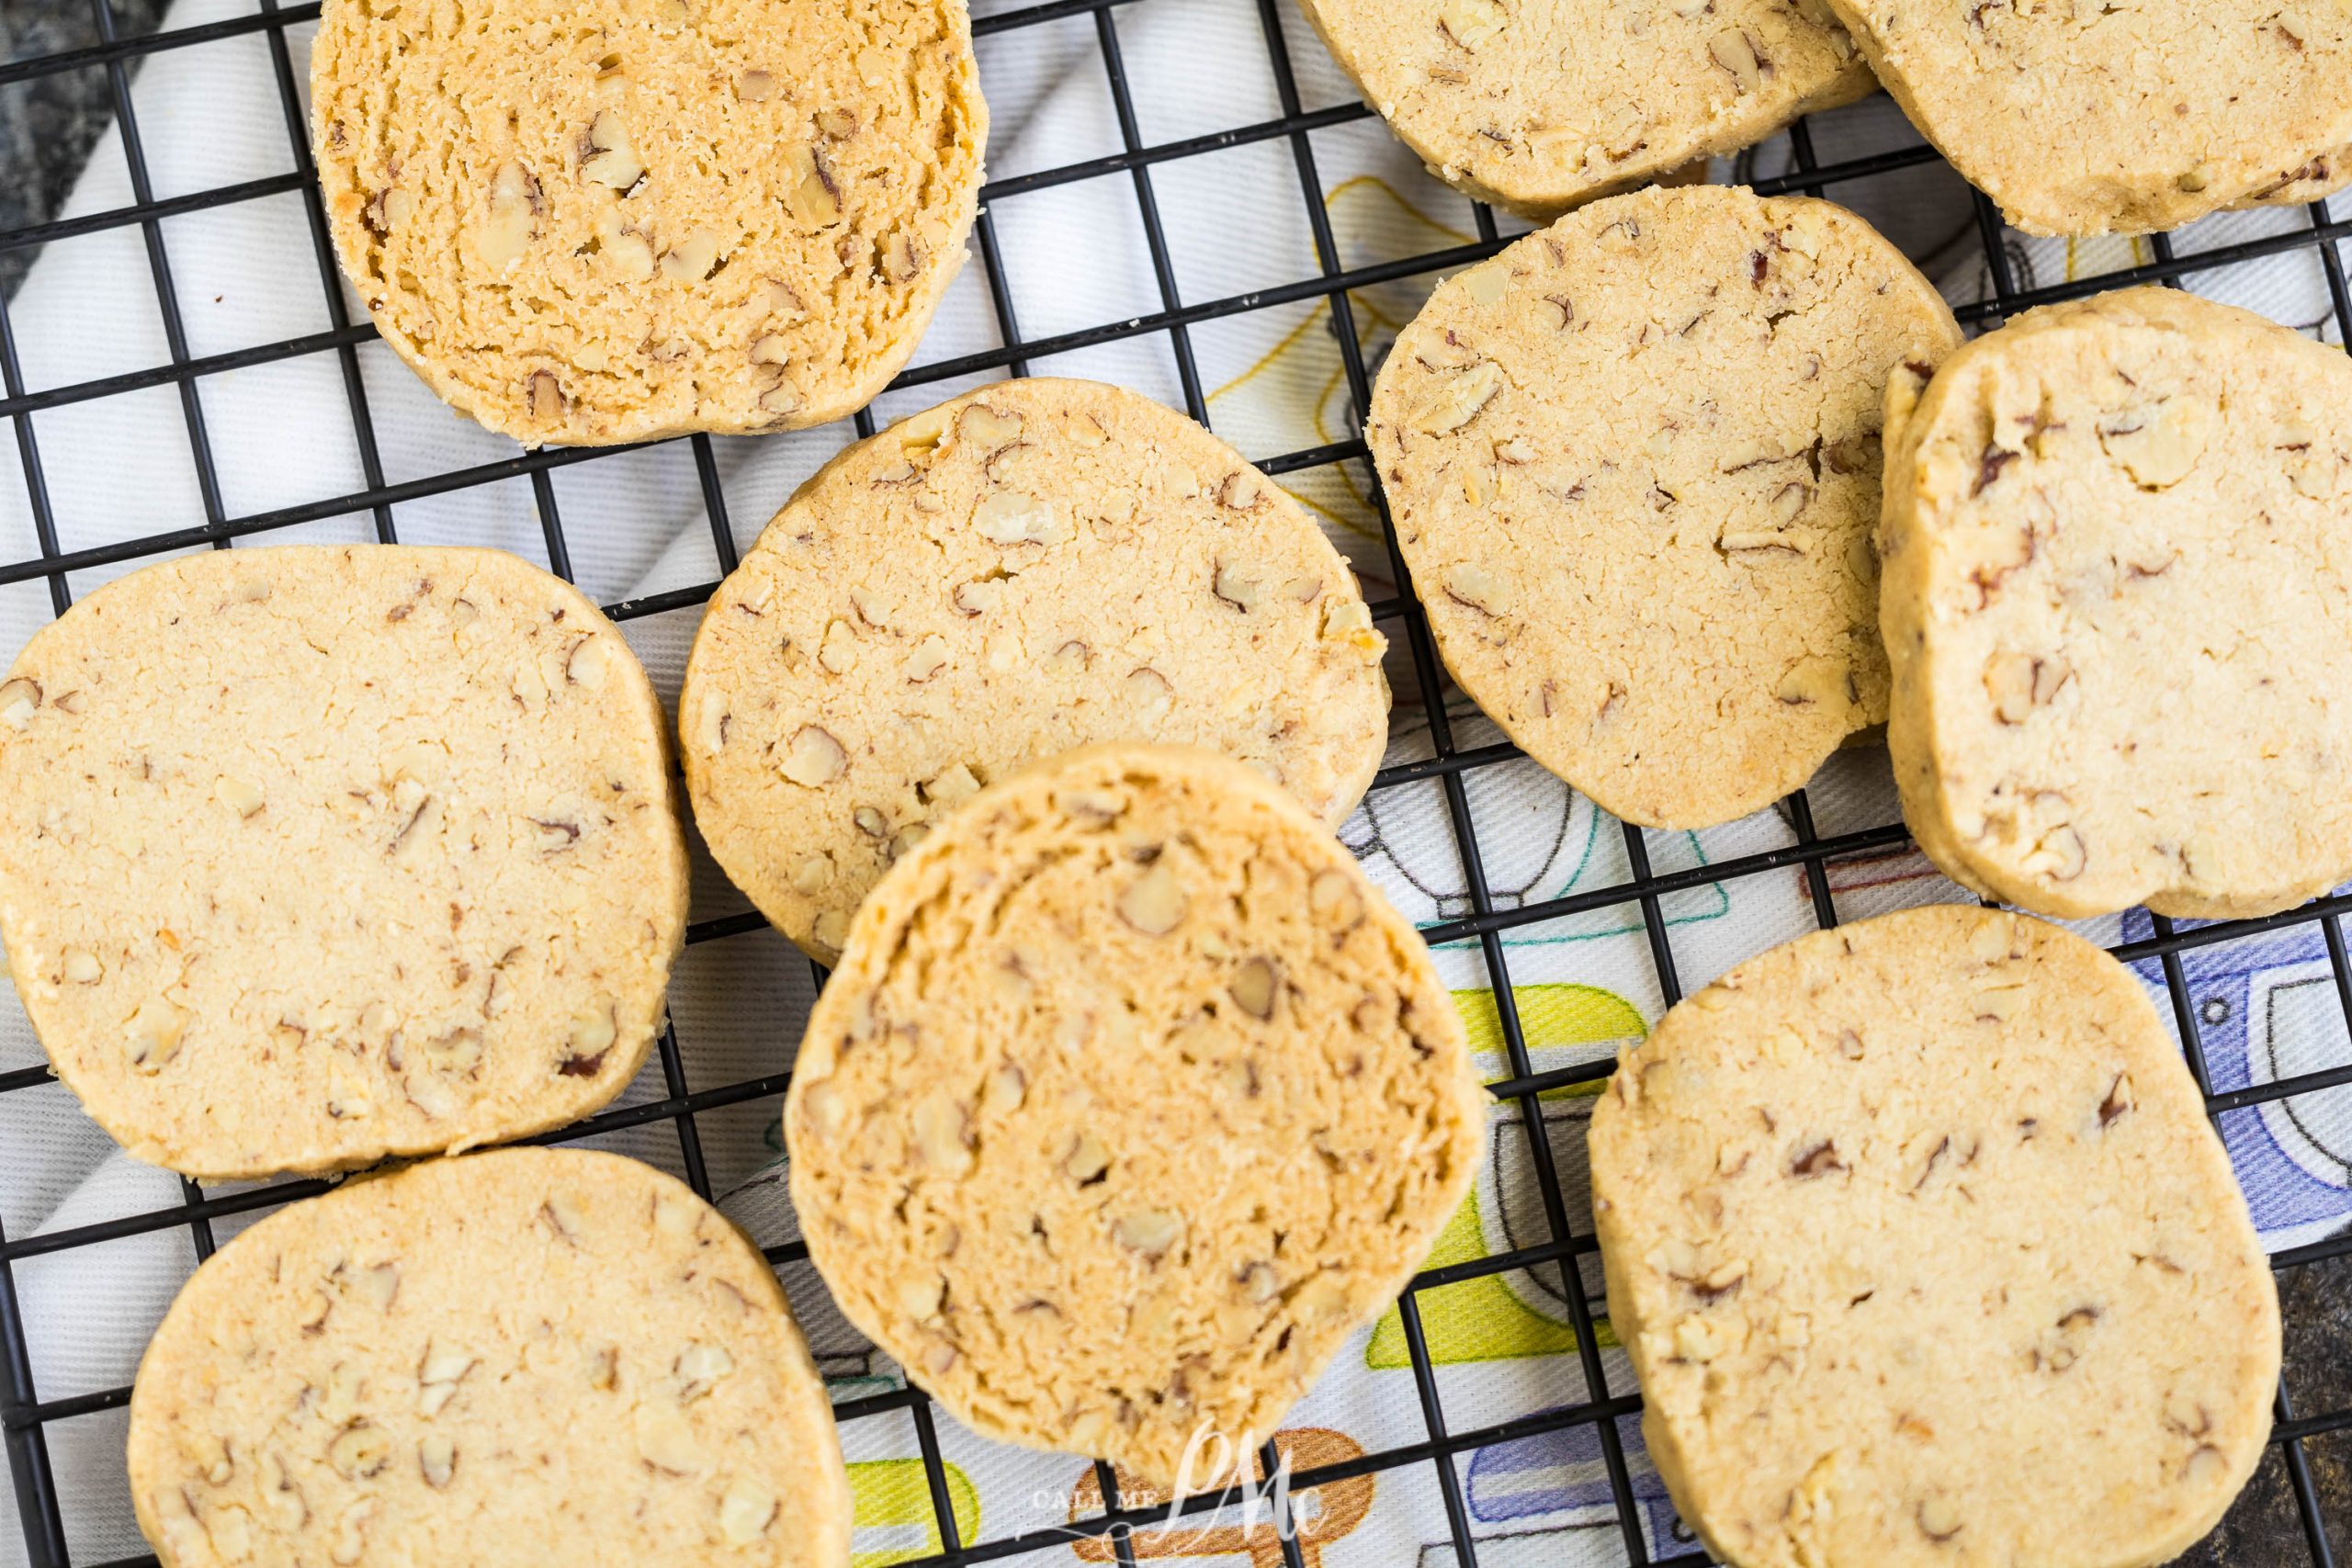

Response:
(1590, 905), (2279, 1568)
(1819, 0), (2352, 235)
(311, 0), (986, 446)
(1366, 184), (1962, 829)
(1881, 287), (2352, 919)
(128, 1148), (851, 1568)
(0, 546), (687, 1178)
(786, 744), (1483, 1485)
(1295, 0), (1872, 219)
(681, 378), (1392, 963)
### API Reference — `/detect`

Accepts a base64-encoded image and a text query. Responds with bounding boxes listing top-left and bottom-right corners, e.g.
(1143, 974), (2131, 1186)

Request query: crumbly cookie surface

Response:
(0, 546), (687, 1177)
(129, 1148), (850, 1568)
(681, 378), (1390, 963)
(1296, 0), (1871, 219)
(1882, 287), (2352, 919)
(311, 0), (985, 446)
(1820, 0), (2352, 234)
(1590, 905), (2279, 1568)
(1367, 184), (1962, 829)
(2234, 141), (2352, 210)
(786, 745), (1482, 1485)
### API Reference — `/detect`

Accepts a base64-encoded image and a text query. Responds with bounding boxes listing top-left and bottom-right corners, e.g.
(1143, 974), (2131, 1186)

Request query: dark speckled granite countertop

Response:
(0, 2), (2345, 1562)
(0, 0), (164, 294)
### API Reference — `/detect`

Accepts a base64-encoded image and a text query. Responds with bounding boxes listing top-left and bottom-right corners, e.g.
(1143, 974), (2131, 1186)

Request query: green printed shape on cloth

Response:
(1367, 984), (1645, 1368)
(851, 1459), (981, 1568)
(1452, 983), (1645, 1089)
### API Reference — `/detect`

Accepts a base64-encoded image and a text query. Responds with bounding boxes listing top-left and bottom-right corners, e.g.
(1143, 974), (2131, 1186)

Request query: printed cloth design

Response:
(0, 1), (2346, 1562)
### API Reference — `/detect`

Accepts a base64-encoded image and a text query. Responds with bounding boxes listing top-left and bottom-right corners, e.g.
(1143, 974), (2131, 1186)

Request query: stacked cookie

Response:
(1296, 0), (1872, 219)
(1306, 0), (2352, 236)
(666, 383), (1484, 1487)
(679, 379), (1393, 963)
(1371, 204), (2352, 922)
(675, 388), (1480, 1484)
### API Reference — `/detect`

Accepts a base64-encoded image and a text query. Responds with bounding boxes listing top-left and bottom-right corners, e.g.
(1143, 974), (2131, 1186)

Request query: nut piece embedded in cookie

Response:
(1590, 906), (2279, 1568)
(1881, 287), (2352, 919)
(126, 1149), (851, 1568)
(1367, 183), (1962, 829)
(786, 745), (1483, 1486)
(0, 546), (688, 1177)
(470, 161), (539, 272)
(679, 378), (1392, 964)
(310, 0), (989, 444)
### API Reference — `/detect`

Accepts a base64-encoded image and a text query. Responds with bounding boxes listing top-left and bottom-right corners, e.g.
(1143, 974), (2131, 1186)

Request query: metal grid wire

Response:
(0, 1), (2348, 1564)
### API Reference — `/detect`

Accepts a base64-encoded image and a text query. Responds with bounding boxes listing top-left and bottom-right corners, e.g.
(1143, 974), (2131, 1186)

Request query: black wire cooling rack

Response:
(0, 1), (2349, 1564)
